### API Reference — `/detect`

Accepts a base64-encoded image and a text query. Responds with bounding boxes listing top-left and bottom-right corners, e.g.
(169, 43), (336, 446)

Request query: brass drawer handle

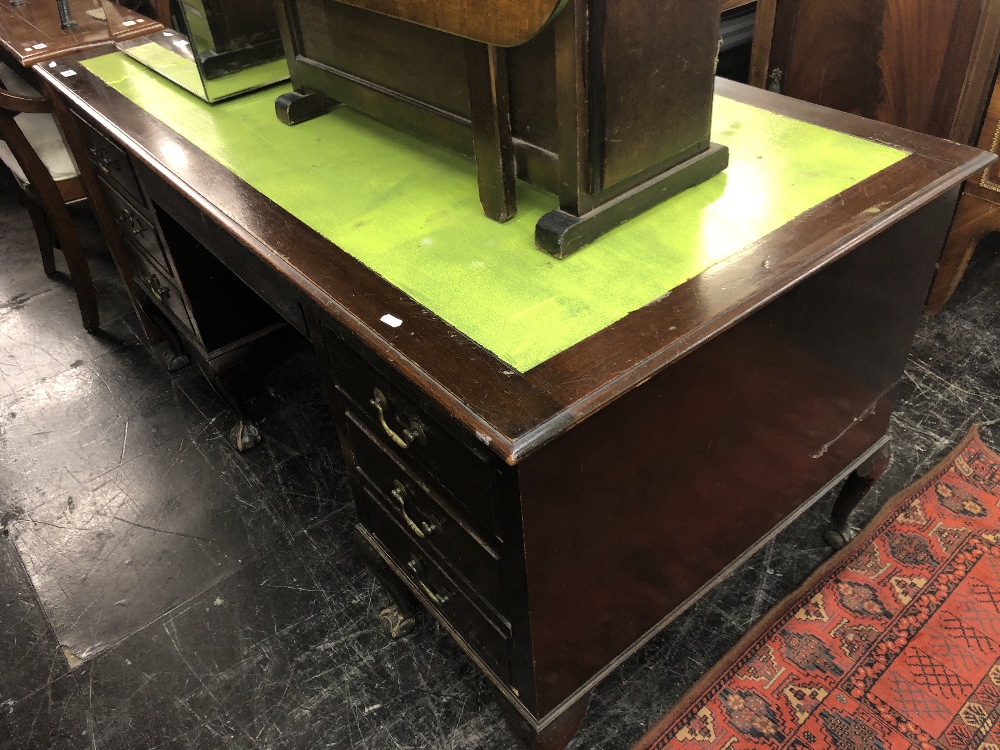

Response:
(390, 480), (436, 539)
(147, 274), (169, 303)
(370, 388), (426, 449)
(89, 146), (119, 175)
(118, 208), (145, 236)
(406, 559), (449, 606)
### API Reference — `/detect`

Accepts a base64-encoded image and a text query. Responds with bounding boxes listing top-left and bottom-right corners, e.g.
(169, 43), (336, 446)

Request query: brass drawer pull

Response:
(390, 480), (436, 539)
(370, 388), (426, 449)
(118, 208), (145, 236)
(147, 274), (169, 303)
(406, 559), (449, 605)
(89, 146), (119, 175)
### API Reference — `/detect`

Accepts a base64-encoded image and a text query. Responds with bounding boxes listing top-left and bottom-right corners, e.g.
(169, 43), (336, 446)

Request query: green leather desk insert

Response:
(82, 53), (907, 372)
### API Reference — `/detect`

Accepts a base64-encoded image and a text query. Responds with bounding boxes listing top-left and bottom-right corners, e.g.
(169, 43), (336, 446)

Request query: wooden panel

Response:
(0, 0), (160, 66)
(751, 0), (1000, 143)
(326, 0), (564, 47)
(595, 0), (717, 190)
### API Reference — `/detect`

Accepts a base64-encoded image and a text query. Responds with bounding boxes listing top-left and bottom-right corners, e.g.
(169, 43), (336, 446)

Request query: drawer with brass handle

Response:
(102, 183), (173, 276)
(327, 330), (505, 539)
(346, 411), (505, 613)
(360, 486), (512, 684)
(127, 243), (194, 335)
(75, 114), (145, 206)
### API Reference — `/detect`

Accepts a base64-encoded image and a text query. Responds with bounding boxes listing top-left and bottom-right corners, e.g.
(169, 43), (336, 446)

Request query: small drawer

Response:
(127, 242), (194, 335)
(75, 115), (145, 206)
(327, 331), (505, 539)
(102, 182), (172, 276)
(347, 412), (504, 613)
(361, 487), (512, 683)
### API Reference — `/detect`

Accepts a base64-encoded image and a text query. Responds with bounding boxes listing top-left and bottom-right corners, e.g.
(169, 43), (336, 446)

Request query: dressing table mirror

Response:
(106, 0), (286, 102)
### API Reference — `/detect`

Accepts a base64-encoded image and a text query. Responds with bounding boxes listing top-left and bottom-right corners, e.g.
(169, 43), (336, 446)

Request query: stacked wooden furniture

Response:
(749, 0), (1000, 312)
(273, 0), (729, 256)
(42, 46), (993, 748)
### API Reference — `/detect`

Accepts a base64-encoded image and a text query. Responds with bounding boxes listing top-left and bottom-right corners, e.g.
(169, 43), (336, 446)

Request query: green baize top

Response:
(83, 53), (907, 372)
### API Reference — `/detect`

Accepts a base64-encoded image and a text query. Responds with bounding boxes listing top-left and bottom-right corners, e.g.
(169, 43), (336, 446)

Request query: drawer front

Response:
(328, 332), (504, 538)
(361, 487), (511, 683)
(75, 114), (145, 206)
(127, 241), (194, 335)
(101, 181), (172, 276)
(347, 412), (504, 613)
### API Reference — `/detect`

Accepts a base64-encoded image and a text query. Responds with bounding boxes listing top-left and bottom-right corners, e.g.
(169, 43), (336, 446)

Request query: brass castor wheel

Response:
(229, 421), (261, 452)
(824, 527), (855, 550)
(379, 605), (415, 639)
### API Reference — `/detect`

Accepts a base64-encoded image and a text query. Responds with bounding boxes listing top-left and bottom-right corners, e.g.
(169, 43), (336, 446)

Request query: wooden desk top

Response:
(0, 0), (159, 66)
(38, 51), (992, 464)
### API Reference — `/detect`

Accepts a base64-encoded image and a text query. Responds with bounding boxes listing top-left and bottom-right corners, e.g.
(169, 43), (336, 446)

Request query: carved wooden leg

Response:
(274, 90), (339, 126)
(495, 690), (592, 750)
(926, 191), (1000, 314)
(355, 527), (418, 639)
(21, 193), (56, 275)
(825, 442), (892, 549)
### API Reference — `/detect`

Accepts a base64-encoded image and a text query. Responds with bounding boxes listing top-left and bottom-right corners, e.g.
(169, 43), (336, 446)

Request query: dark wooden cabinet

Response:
(749, 0), (1000, 144)
(749, 0), (1000, 311)
(273, 0), (728, 256)
(40, 51), (993, 750)
(927, 77), (1000, 312)
(73, 110), (285, 449)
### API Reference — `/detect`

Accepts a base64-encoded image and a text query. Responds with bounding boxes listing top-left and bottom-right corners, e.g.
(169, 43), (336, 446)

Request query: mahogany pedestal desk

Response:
(39, 51), (992, 749)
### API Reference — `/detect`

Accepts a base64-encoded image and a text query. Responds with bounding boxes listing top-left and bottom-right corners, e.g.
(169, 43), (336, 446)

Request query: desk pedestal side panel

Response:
(322, 189), (958, 730)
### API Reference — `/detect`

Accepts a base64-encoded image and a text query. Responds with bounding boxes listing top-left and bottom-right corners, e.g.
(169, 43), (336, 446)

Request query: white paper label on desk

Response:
(122, 19), (136, 26)
(380, 314), (403, 328)
(60, 70), (77, 78)
(33, 43), (47, 49)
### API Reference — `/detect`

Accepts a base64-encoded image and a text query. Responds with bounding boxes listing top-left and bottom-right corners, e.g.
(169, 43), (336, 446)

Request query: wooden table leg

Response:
(825, 442), (892, 549)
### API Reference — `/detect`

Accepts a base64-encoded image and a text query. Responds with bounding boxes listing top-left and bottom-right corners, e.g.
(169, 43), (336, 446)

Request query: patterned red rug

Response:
(635, 426), (1000, 750)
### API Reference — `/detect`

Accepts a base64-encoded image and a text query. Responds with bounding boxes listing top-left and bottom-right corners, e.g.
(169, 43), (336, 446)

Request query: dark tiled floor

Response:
(1, 162), (999, 750)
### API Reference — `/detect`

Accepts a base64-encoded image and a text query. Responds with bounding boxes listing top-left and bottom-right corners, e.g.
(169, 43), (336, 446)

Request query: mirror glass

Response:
(105, 0), (287, 102)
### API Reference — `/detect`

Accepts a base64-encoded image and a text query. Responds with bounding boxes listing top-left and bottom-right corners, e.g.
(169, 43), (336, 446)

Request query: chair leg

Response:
(23, 195), (57, 276)
(49, 202), (100, 332)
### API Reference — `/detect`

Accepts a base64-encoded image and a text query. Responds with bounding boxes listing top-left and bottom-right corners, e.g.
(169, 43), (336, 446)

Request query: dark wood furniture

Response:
(0, 0), (160, 65)
(273, 0), (728, 257)
(70, 108), (284, 449)
(0, 67), (97, 329)
(0, 1), (158, 332)
(748, 0), (1000, 312)
(40, 50), (991, 749)
(927, 78), (1000, 313)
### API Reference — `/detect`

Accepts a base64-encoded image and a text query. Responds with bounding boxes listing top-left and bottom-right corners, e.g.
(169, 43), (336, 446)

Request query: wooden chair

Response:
(0, 62), (98, 331)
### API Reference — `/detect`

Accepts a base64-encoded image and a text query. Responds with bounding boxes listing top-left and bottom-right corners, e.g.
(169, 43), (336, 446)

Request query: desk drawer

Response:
(127, 241), (193, 335)
(75, 115), (145, 206)
(327, 331), (504, 538)
(102, 181), (172, 276)
(347, 412), (504, 613)
(361, 486), (511, 683)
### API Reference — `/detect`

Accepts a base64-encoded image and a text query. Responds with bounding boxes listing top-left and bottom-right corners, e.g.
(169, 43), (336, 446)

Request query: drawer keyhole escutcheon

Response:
(370, 388), (427, 449)
(407, 559), (450, 605)
(391, 480), (436, 539)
